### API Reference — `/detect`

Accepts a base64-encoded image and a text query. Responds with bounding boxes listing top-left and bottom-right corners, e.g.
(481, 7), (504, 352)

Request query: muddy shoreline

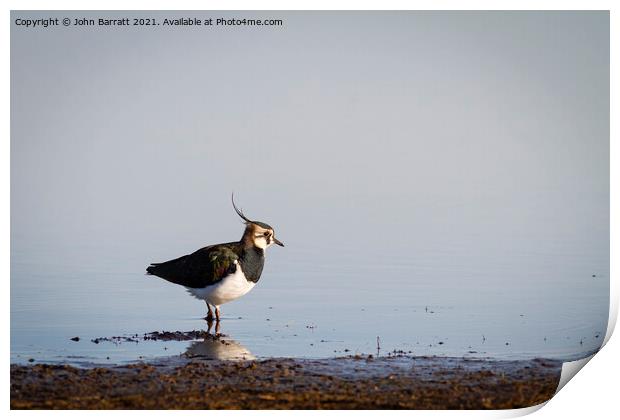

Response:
(11, 354), (561, 409)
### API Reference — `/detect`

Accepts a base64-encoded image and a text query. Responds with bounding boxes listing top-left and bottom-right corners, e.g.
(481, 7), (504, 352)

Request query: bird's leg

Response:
(214, 319), (221, 336)
(215, 306), (221, 321)
(206, 318), (214, 334)
(205, 302), (214, 322)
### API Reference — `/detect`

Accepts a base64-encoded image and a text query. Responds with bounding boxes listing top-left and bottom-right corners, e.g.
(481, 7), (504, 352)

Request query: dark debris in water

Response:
(144, 330), (227, 342)
(91, 335), (139, 345)
(91, 330), (227, 344)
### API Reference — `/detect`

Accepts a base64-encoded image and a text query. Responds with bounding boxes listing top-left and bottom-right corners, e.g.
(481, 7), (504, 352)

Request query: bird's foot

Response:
(205, 318), (221, 335)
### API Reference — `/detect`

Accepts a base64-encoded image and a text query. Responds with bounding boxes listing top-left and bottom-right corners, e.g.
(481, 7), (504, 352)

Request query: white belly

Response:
(186, 261), (256, 306)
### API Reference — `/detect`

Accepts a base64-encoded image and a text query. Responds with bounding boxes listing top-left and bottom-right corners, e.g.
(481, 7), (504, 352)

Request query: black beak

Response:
(273, 238), (285, 247)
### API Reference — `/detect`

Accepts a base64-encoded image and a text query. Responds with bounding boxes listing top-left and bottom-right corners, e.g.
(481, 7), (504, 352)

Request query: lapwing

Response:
(146, 195), (284, 321)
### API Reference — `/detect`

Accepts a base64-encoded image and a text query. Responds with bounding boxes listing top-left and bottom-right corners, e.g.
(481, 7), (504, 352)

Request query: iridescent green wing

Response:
(204, 244), (240, 284)
(183, 243), (240, 288)
(147, 242), (240, 289)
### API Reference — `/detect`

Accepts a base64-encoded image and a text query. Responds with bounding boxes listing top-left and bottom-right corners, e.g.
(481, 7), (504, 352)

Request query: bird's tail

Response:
(146, 264), (160, 275)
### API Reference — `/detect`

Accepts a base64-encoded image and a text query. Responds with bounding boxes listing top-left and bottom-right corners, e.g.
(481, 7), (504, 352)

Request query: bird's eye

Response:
(264, 232), (271, 237)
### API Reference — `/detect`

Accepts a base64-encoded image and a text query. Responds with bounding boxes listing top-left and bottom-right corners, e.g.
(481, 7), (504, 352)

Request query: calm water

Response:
(11, 229), (608, 365)
(11, 11), (609, 366)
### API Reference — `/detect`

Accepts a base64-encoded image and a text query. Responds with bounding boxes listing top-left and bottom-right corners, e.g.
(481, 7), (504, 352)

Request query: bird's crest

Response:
(231, 193), (252, 224)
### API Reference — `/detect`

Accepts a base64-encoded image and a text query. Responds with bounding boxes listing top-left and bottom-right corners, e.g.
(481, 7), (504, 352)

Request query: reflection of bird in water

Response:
(185, 320), (255, 361)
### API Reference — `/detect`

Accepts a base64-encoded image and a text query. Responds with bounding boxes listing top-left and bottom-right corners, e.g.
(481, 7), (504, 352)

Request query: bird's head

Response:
(232, 195), (284, 250)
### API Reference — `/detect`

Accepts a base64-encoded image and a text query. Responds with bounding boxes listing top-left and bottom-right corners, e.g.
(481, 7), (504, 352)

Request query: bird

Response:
(146, 195), (284, 321)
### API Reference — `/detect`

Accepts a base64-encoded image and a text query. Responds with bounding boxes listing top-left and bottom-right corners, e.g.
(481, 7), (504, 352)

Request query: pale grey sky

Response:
(11, 10), (608, 274)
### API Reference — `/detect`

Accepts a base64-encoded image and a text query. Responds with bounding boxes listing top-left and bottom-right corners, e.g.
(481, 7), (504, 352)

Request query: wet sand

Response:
(11, 354), (561, 409)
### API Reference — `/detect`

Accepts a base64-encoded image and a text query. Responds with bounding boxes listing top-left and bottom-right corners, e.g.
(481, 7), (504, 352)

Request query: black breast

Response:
(239, 247), (265, 283)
